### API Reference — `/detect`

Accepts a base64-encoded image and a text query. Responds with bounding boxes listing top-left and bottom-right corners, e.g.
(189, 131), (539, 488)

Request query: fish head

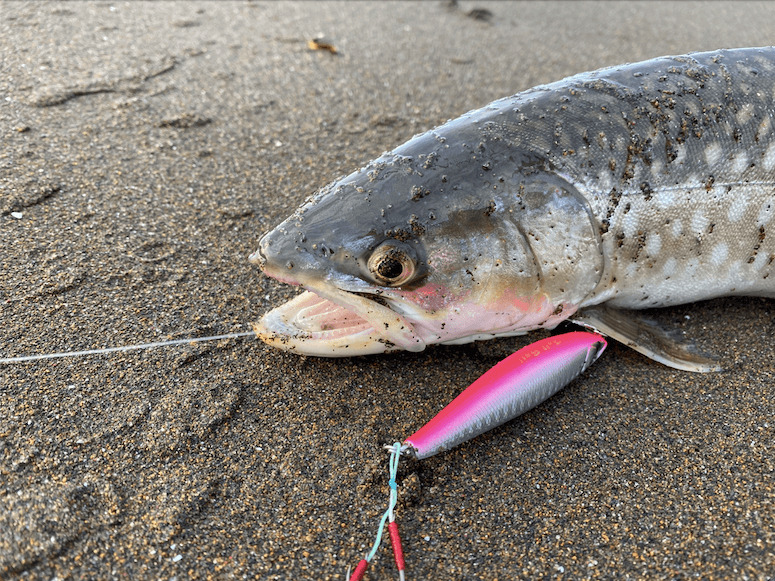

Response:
(252, 111), (603, 356)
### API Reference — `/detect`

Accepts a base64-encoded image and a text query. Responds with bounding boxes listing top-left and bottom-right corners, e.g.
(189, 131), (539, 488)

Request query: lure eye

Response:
(367, 243), (416, 287)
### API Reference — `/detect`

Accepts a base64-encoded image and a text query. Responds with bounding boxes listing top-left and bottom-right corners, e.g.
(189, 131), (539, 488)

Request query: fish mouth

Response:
(253, 278), (426, 357)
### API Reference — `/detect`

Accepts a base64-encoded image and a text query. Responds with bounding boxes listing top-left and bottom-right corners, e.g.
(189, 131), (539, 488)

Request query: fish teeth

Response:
(294, 296), (367, 333)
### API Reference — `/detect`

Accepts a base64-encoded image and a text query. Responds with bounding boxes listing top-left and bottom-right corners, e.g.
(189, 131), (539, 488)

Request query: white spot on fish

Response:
(691, 210), (709, 235)
(753, 250), (770, 271)
(727, 196), (749, 223)
(671, 218), (684, 238)
(662, 256), (677, 278)
(654, 189), (675, 211)
(710, 243), (729, 266)
(737, 102), (755, 125)
(650, 158), (663, 178)
(763, 141), (775, 172)
(758, 200), (774, 226)
(683, 100), (700, 118)
(624, 261), (641, 280)
(757, 115), (771, 139)
(645, 232), (662, 257)
(673, 143), (687, 165)
(621, 207), (640, 238)
(704, 142), (722, 166)
(596, 172), (613, 194)
(732, 151), (749, 175)
(725, 260), (744, 284)
(684, 258), (700, 278)
(687, 175), (704, 189)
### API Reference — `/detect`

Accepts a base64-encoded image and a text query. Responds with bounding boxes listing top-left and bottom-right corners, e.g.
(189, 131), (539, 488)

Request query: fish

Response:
(251, 47), (775, 371)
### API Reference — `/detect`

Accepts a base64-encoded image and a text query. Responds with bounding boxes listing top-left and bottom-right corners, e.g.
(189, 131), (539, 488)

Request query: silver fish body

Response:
(252, 47), (775, 367)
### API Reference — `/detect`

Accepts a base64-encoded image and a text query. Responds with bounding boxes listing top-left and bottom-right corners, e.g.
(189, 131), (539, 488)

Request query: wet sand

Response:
(2, 2), (774, 579)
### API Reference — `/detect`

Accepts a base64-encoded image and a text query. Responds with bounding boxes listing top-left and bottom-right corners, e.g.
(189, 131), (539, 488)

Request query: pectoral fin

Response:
(572, 305), (722, 373)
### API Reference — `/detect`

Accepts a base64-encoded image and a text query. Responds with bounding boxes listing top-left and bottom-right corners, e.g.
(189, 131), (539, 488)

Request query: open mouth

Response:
(252, 280), (426, 357)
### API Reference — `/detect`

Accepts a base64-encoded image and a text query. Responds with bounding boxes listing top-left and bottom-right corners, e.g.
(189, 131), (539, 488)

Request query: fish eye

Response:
(367, 242), (416, 287)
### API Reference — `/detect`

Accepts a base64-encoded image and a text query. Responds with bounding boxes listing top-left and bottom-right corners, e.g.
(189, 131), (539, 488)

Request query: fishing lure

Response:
(404, 331), (607, 459)
(348, 331), (607, 579)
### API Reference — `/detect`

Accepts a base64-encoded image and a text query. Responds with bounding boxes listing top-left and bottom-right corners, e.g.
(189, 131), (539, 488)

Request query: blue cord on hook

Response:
(365, 442), (402, 562)
(348, 442), (406, 581)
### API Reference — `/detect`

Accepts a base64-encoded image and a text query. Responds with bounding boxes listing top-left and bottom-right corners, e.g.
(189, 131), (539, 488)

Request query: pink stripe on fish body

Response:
(405, 332), (607, 459)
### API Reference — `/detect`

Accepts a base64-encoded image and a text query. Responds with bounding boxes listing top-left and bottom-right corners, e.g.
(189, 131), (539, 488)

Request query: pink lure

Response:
(405, 332), (607, 459)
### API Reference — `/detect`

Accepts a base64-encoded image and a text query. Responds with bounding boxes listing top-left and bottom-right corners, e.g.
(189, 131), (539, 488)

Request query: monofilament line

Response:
(0, 331), (256, 364)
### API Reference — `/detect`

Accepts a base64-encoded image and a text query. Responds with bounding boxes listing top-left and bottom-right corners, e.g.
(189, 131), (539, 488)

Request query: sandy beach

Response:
(2, 1), (774, 579)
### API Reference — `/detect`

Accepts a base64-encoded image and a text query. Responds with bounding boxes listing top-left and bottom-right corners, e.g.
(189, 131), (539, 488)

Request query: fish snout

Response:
(250, 226), (323, 283)
(254, 222), (309, 268)
(248, 232), (271, 269)
(248, 249), (266, 269)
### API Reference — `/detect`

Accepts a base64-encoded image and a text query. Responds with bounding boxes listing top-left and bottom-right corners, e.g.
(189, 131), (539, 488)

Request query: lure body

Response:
(404, 332), (607, 459)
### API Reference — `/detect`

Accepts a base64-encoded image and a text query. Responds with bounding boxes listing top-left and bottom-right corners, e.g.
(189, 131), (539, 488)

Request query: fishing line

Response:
(0, 331), (256, 364)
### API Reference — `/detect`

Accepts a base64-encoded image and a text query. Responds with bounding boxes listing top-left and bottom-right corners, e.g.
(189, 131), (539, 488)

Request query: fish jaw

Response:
(252, 261), (426, 356)
(253, 290), (404, 356)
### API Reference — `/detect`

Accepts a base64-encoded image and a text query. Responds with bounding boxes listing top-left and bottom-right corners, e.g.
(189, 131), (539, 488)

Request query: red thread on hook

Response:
(349, 559), (369, 581)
